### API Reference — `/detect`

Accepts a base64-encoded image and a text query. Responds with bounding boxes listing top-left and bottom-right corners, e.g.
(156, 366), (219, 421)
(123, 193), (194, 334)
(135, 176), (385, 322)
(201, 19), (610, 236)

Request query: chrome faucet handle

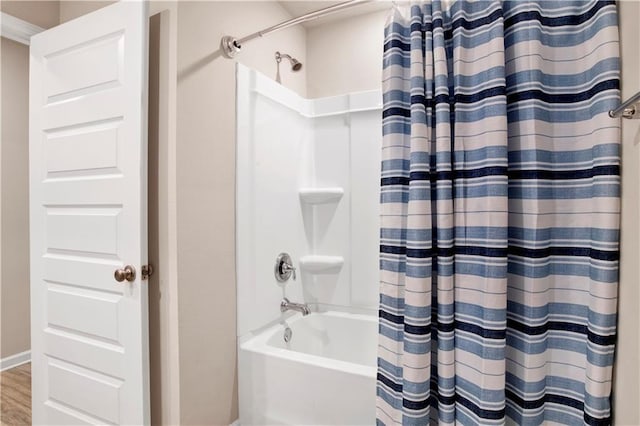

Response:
(282, 262), (296, 280)
(275, 253), (296, 282)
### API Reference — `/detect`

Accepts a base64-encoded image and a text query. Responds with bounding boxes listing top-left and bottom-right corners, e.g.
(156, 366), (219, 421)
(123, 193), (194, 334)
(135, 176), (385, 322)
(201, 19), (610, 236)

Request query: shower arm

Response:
(609, 90), (640, 119)
(220, 0), (374, 58)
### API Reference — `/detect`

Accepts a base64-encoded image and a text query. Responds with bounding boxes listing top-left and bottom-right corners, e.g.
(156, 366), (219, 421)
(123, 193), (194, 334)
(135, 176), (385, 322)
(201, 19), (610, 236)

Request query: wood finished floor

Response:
(0, 363), (31, 426)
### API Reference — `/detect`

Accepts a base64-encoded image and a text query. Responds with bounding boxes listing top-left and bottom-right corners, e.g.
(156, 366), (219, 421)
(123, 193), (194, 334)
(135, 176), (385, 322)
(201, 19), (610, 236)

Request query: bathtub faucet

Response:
(280, 298), (311, 316)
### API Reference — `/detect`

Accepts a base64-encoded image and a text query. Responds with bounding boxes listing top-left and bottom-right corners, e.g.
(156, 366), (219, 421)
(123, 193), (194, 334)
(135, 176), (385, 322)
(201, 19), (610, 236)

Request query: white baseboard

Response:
(229, 420), (240, 426)
(0, 350), (31, 371)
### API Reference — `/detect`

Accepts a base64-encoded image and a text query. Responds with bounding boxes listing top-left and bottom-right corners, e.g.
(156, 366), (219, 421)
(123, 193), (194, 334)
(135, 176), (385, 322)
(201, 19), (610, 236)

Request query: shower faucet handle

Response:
(275, 253), (296, 282)
(282, 261), (297, 280)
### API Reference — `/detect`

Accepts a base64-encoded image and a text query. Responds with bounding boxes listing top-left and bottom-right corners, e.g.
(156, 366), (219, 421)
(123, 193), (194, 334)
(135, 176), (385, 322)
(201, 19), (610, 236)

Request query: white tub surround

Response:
(239, 312), (377, 425)
(299, 255), (344, 273)
(236, 63), (381, 334)
(298, 187), (344, 204)
(236, 64), (382, 425)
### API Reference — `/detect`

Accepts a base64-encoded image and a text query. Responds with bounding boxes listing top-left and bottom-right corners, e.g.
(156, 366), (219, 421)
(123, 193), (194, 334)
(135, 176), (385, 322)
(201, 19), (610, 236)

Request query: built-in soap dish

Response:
(299, 255), (344, 273)
(299, 187), (344, 204)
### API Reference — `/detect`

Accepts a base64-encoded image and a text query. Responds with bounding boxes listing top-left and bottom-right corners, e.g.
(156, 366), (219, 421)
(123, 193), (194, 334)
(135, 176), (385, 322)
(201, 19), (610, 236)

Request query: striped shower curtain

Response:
(377, 1), (620, 425)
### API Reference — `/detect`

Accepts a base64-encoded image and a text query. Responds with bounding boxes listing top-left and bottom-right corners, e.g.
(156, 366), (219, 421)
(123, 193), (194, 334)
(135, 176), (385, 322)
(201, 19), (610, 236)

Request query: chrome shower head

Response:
(275, 51), (303, 72)
(290, 58), (303, 71)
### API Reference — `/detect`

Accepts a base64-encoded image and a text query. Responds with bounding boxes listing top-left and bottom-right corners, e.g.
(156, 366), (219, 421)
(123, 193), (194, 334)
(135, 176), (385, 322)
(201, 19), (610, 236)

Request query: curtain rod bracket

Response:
(221, 35), (242, 58)
(609, 105), (638, 119)
(609, 90), (640, 119)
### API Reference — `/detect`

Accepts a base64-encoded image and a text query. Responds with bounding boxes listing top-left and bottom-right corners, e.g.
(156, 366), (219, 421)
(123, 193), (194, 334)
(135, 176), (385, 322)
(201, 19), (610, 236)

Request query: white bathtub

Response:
(238, 311), (378, 425)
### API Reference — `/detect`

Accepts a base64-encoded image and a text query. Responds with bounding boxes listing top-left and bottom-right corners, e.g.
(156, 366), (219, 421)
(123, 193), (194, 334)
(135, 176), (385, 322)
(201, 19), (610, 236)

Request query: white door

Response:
(29, 2), (149, 424)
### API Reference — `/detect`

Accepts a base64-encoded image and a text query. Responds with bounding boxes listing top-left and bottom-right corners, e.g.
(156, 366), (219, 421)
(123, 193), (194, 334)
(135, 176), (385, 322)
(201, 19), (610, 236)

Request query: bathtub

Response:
(238, 311), (378, 425)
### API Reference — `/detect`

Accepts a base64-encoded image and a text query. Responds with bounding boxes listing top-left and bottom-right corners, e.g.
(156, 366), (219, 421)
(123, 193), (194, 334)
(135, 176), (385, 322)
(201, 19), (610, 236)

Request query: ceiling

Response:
(278, 1), (391, 28)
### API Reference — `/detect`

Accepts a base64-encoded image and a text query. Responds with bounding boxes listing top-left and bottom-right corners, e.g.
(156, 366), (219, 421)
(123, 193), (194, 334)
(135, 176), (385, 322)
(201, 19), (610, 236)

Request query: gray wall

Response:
(175, 2), (306, 423)
(306, 10), (388, 98)
(1, 0), (59, 360)
(614, 1), (640, 423)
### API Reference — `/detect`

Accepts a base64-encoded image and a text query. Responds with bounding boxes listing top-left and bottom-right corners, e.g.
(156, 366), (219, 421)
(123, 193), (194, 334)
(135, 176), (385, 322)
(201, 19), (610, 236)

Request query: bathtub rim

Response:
(239, 310), (378, 379)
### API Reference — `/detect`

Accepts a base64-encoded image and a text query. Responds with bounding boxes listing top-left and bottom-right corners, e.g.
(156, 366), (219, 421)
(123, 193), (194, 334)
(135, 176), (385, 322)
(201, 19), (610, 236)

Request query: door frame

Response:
(146, 3), (180, 425)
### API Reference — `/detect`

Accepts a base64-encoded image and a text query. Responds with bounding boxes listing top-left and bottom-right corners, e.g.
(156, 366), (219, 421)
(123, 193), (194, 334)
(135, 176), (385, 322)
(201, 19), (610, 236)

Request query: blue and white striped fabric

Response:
(377, 1), (620, 425)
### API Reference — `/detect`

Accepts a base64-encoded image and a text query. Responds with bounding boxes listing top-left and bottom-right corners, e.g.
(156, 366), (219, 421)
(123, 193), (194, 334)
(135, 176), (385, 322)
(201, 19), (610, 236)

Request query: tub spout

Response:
(280, 298), (310, 316)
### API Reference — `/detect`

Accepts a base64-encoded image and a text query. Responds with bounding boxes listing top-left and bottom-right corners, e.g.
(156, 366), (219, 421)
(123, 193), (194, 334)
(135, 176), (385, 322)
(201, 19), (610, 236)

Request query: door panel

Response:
(29, 2), (149, 424)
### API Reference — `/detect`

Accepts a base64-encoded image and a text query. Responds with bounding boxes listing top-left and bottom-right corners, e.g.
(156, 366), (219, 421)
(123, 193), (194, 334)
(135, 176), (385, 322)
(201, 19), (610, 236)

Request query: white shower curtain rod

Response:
(220, 0), (374, 58)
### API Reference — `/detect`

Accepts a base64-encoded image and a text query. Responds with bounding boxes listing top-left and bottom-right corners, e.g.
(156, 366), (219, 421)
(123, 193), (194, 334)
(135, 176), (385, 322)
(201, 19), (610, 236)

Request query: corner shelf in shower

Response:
(298, 187), (344, 204)
(299, 255), (344, 273)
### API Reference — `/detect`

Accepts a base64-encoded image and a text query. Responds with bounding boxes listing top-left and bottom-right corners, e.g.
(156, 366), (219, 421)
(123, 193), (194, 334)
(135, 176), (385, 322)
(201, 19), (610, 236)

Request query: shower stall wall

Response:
(235, 64), (381, 424)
